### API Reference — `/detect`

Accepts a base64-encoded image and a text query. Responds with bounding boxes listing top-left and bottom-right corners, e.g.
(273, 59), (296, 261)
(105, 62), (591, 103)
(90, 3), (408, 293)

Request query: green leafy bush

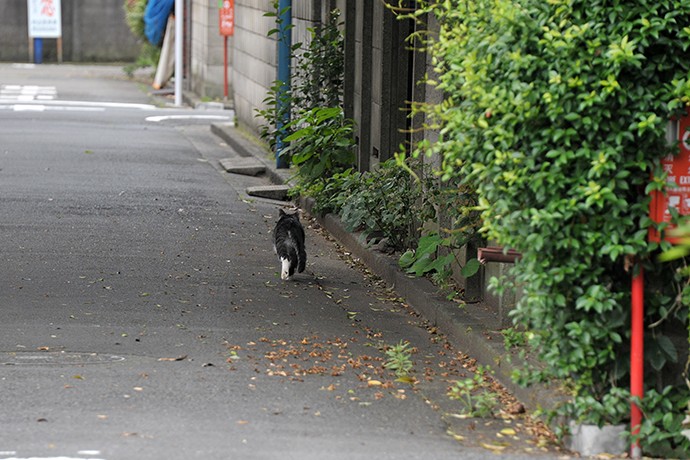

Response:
(398, 174), (482, 283)
(122, 0), (161, 76)
(256, 6), (349, 161)
(339, 159), (420, 251)
(255, 79), (293, 153)
(292, 9), (345, 114)
(282, 106), (356, 189)
(123, 0), (146, 38)
(404, 0), (690, 453)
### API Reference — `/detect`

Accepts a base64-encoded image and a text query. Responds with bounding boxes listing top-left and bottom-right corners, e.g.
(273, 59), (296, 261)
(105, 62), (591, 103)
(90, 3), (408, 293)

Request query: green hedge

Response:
(407, 0), (690, 455)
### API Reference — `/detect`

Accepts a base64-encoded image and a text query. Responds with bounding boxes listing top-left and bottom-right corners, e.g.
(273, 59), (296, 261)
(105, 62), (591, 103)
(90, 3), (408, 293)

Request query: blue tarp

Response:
(144, 0), (175, 46)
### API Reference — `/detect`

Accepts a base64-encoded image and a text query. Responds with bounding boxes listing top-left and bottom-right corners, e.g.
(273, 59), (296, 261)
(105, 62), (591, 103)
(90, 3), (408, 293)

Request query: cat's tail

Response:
(288, 244), (299, 278)
(298, 246), (306, 273)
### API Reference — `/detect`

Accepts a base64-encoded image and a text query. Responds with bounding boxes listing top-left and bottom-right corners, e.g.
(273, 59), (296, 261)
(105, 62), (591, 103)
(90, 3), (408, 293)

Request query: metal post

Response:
(630, 266), (644, 459)
(33, 38), (43, 64)
(174, 0), (183, 107)
(275, 0), (292, 169)
(223, 35), (228, 101)
(57, 36), (63, 63)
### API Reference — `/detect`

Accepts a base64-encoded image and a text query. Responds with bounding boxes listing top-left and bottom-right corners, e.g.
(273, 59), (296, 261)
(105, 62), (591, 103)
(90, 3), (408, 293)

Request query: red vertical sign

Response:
(219, 0), (234, 36)
(649, 107), (690, 243)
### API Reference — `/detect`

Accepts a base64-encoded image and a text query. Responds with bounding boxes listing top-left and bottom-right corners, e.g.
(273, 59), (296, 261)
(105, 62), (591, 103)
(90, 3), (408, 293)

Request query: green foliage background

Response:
(407, 0), (690, 455)
(122, 0), (161, 75)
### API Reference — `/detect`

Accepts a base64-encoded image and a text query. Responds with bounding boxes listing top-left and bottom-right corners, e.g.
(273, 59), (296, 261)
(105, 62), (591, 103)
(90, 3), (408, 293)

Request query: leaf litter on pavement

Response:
(222, 317), (561, 452)
(219, 216), (565, 456)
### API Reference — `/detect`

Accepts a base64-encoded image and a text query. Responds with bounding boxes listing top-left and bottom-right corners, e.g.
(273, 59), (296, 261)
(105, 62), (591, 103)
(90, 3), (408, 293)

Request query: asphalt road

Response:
(0, 64), (565, 460)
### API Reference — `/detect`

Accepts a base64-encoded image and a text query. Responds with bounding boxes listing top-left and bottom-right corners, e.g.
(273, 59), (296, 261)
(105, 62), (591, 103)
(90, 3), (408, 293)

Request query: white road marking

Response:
(0, 98), (156, 113)
(11, 63), (36, 69)
(5, 104), (105, 112)
(12, 104), (45, 111)
(0, 84), (56, 101)
(145, 114), (231, 122)
(0, 457), (105, 460)
(0, 99), (155, 110)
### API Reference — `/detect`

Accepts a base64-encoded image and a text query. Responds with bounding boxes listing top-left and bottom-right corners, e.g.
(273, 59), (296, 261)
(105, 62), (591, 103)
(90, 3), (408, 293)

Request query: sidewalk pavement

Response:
(207, 120), (568, 423)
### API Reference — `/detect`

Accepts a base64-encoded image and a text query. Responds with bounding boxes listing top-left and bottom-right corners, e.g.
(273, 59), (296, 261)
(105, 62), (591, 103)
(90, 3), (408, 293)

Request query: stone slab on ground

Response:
(246, 184), (290, 201)
(219, 157), (266, 176)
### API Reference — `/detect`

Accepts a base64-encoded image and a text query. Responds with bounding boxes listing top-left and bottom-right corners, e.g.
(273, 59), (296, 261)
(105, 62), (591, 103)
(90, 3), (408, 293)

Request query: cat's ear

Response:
(279, 209), (287, 217)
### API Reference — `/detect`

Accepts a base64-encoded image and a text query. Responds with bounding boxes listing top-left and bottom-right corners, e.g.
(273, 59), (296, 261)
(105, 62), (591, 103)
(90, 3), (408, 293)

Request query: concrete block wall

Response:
(190, 0), (229, 99)
(0, 0), (139, 62)
(230, 0), (324, 137)
(231, 0), (279, 135)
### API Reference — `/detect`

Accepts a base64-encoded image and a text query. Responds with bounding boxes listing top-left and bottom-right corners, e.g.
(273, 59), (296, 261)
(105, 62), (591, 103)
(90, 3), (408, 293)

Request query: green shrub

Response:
(122, 0), (161, 76)
(123, 0), (146, 39)
(339, 159), (420, 251)
(292, 9), (345, 114)
(398, 173), (482, 283)
(257, 6), (349, 159)
(306, 167), (360, 216)
(405, 0), (690, 453)
(282, 106), (356, 190)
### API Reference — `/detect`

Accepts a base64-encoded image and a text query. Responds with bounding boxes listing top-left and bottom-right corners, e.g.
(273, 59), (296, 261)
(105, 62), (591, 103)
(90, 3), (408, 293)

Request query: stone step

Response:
(219, 157), (266, 176)
(246, 185), (290, 201)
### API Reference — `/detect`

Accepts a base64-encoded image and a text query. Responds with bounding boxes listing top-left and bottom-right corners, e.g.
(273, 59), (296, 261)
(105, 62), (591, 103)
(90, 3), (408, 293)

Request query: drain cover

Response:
(1, 351), (125, 365)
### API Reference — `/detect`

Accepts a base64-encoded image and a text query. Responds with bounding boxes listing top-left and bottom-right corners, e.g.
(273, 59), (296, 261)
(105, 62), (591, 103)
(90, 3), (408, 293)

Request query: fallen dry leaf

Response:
(158, 355), (187, 362)
(481, 442), (508, 452)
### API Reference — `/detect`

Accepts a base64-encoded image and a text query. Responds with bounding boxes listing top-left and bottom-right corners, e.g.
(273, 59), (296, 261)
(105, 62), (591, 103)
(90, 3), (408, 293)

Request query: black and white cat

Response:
(273, 209), (307, 280)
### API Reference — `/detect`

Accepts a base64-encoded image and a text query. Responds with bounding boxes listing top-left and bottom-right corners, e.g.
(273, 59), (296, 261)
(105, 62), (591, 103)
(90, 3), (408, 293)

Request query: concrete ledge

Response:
(210, 123), (292, 187)
(219, 157), (266, 176)
(247, 185), (290, 201)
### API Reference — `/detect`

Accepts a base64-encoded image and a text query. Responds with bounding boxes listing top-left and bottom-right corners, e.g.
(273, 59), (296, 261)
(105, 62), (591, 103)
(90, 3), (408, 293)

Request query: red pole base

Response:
(630, 266), (644, 458)
(223, 36), (229, 101)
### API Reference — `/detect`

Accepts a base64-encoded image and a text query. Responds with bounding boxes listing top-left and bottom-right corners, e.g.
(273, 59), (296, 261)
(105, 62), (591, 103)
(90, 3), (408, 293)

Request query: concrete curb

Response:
(210, 122), (568, 421)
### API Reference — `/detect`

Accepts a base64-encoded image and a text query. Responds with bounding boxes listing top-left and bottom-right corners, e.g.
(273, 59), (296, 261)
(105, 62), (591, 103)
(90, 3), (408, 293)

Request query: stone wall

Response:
(0, 0), (140, 62)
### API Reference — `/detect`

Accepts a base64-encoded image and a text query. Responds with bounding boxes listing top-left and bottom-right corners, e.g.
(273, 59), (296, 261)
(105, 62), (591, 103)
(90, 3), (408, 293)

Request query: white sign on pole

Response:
(27, 0), (62, 38)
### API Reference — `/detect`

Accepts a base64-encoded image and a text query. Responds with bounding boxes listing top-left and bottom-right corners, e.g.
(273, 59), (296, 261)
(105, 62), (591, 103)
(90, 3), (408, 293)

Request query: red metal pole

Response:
(223, 35), (228, 101)
(630, 265), (644, 459)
